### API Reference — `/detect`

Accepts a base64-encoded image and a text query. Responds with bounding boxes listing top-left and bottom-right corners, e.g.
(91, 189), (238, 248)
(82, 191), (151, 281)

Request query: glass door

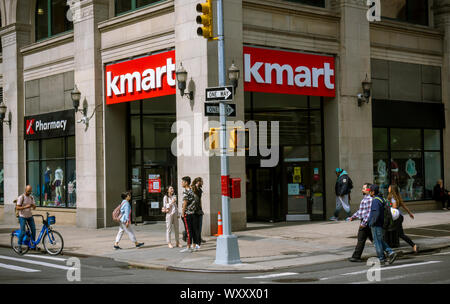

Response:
(285, 162), (311, 220)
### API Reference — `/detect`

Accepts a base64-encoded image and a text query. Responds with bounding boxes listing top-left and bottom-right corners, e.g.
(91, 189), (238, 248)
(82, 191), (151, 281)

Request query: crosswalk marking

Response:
(24, 254), (67, 262)
(244, 272), (298, 279)
(0, 262), (41, 273)
(0, 255), (71, 271)
(340, 261), (441, 276)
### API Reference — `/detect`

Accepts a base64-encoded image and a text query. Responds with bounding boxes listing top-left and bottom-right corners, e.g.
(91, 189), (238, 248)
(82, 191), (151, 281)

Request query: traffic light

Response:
(196, 0), (213, 39)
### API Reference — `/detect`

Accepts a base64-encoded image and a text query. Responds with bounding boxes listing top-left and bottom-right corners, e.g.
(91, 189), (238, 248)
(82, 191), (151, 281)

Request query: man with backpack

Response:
(368, 184), (397, 265)
(15, 185), (37, 253)
(330, 168), (353, 221)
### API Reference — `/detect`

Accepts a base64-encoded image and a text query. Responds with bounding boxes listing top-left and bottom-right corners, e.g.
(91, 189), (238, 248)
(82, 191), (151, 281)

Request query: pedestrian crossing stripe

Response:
(0, 255), (71, 271)
(0, 262), (41, 273)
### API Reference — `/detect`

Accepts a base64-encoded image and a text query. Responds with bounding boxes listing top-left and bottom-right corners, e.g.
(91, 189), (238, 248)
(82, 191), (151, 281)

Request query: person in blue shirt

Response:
(368, 184), (397, 265)
(114, 192), (144, 250)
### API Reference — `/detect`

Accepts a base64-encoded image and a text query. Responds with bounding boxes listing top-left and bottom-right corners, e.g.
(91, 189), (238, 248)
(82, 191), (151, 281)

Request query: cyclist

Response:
(16, 185), (37, 253)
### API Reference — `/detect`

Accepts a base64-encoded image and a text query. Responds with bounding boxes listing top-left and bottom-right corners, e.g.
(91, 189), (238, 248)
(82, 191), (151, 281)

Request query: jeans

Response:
(18, 217), (36, 246)
(371, 226), (394, 262)
(334, 195), (351, 218)
(351, 225), (373, 259)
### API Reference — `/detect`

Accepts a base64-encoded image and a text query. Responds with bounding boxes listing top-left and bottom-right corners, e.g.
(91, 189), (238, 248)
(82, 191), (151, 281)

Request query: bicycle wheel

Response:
(11, 234), (29, 255)
(43, 230), (64, 255)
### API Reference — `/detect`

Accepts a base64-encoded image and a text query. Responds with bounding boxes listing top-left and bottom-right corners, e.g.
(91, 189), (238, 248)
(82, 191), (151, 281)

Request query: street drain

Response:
(272, 278), (319, 283)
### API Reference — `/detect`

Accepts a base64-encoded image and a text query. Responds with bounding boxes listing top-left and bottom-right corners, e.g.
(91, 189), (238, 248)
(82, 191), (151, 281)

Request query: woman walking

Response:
(114, 192), (144, 249)
(192, 177), (205, 249)
(163, 186), (182, 248)
(387, 185), (418, 253)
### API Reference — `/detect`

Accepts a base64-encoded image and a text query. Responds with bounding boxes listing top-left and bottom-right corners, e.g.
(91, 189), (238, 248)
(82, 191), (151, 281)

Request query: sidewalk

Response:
(1, 210), (450, 272)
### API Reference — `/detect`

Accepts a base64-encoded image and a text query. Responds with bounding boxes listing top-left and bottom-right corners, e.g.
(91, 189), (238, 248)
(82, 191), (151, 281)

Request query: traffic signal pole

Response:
(214, 0), (241, 265)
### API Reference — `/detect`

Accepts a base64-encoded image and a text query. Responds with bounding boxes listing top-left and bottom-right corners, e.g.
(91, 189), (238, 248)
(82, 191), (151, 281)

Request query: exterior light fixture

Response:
(357, 74), (372, 107)
(228, 62), (240, 94)
(175, 63), (193, 100)
(0, 101), (11, 130)
(71, 85), (101, 131)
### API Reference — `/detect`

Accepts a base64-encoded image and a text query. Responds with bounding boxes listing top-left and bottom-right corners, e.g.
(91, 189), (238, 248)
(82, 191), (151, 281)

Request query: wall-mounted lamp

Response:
(357, 74), (372, 107)
(0, 102), (12, 131)
(71, 84), (101, 131)
(228, 62), (240, 95)
(176, 63), (193, 100)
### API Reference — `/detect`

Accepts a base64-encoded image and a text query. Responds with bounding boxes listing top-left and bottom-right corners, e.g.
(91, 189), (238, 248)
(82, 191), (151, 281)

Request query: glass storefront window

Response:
(424, 129), (441, 150)
(381, 0), (429, 26)
(26, 136), (76, 208)
(373, 128), (388, 151)
(390, 128), (421, 150)
(373, 128), (443, 202)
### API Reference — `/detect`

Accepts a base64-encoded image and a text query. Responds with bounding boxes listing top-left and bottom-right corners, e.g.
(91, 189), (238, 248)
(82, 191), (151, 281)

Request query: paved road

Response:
(0, 246), (449, 285)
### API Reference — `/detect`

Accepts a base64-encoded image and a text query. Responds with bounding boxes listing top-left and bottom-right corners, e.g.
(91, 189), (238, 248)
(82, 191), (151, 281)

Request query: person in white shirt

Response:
(163, 186), (181, 248)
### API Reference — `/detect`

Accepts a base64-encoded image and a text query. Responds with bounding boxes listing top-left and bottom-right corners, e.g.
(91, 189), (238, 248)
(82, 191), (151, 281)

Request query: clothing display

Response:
(54, 167), (64, 204)
(406, 159), (417, 198)
(44, 167), (52, 201)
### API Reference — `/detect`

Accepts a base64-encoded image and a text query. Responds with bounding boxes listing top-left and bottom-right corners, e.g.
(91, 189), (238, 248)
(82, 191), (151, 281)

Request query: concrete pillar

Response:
(435, 0), (450, 190)
(73, 0), (109, 228)
(0, 23), (31, 224)
(174, 0), (246, 235)
(326, 0), (373, 217)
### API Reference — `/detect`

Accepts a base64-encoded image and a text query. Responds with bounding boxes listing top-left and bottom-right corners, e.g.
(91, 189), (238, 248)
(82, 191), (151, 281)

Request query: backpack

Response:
(112, 201), (125, 223)
(348, 177), (354, 191)
(382, 199), (398, 231)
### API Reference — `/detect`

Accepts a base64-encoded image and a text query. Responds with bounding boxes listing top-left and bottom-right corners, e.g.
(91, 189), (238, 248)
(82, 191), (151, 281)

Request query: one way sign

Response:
(204, 103), (236, 117)
(205, 86), (234, 101)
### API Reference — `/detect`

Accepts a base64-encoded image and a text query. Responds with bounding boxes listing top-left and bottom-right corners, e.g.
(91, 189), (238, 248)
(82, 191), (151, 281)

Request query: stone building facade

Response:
(0, 0), (448, 236)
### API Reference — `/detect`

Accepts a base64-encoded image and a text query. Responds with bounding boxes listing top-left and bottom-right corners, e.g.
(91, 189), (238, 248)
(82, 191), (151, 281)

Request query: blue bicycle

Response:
(11, 212), (64, 256)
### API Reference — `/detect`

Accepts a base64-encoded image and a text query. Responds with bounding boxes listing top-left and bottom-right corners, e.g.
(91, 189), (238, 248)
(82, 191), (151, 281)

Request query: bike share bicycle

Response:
(11, 212), (64, 256)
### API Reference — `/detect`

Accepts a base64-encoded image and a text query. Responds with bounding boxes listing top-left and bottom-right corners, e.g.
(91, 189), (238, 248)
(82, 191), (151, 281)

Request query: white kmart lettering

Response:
(244, 53), (334, 89)
(107, 58), (176, 97)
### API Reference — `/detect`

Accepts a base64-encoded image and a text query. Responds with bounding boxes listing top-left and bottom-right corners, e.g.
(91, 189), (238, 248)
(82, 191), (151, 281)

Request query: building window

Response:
(115, 0), (163, 15)
(373, 128), (443, 202)
(381, 0), (429, 26)
(284, 0), (325, 7)
(36, 0), (73, 41)
(26, 136), (76, 208)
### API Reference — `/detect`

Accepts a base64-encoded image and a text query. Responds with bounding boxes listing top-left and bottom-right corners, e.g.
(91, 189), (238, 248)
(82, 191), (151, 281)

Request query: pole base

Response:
(215, 234), (241, 265)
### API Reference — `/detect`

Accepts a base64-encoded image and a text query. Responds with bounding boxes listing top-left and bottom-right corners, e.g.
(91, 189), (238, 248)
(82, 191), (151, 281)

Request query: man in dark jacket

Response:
(433, 179), (449, 210)
(368, 184), (397, 265)
(330, 168), (353, 221)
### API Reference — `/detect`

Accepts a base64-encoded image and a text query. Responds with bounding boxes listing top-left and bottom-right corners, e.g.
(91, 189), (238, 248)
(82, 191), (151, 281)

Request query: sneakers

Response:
(135, 242), (144, 248)
(388, 252), (398, 265)
(180, 247), (193, 253)
(329, 216), (338, 221)
(348, 257), (363, 263)
(193, 245), (201, 252)
(114, 245), (121, 250)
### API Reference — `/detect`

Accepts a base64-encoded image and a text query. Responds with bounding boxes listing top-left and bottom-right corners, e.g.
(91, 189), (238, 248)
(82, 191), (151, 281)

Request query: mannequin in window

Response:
(68, 170), (76, 207)
(53, 166), (64, 206)
(406, 158), (417, 199)
(377, 159), (387, 193)
(44, 166), (52, 202)
(391, 159), (399, 185)
(0, 168), (4, 191)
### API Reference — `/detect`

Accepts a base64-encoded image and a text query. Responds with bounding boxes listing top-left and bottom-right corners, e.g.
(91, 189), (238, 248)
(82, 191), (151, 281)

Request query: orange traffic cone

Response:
(214, 212), (223, 237)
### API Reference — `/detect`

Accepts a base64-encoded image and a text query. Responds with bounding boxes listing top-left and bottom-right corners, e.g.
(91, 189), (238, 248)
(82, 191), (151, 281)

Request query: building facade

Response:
(0, 0), (448, 236)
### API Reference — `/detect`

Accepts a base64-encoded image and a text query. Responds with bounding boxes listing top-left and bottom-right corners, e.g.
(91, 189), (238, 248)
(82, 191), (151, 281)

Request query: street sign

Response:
(205, 86), (233, 101)
(205, 103), (236, 117)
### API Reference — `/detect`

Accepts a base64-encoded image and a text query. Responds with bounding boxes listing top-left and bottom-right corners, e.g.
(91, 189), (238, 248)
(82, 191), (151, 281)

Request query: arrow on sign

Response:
(205, 86), (234, 101)
(204, 103), (236, 117)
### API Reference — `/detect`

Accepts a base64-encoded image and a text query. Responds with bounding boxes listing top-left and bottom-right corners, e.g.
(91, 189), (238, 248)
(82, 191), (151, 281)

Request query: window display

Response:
(26, 137), (75, 208)
(373, 128), (443, 202)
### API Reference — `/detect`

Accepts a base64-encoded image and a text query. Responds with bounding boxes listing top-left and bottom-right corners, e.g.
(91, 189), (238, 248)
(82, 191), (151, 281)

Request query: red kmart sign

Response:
(243, 46), (335, 97)
(105, 50), (176, 105)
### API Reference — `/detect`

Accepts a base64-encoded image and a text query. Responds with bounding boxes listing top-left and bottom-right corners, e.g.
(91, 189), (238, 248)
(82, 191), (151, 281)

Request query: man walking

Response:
(330, 168), (353, 221)
(368, 184), (397, 265)
(16, 185), (37, 253)
(347, 183), (373, 262)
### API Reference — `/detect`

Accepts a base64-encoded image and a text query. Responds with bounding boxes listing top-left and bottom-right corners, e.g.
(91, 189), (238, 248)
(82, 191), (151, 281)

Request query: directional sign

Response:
(205, 86), (234, 101)
(205, 103), (236, 117)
